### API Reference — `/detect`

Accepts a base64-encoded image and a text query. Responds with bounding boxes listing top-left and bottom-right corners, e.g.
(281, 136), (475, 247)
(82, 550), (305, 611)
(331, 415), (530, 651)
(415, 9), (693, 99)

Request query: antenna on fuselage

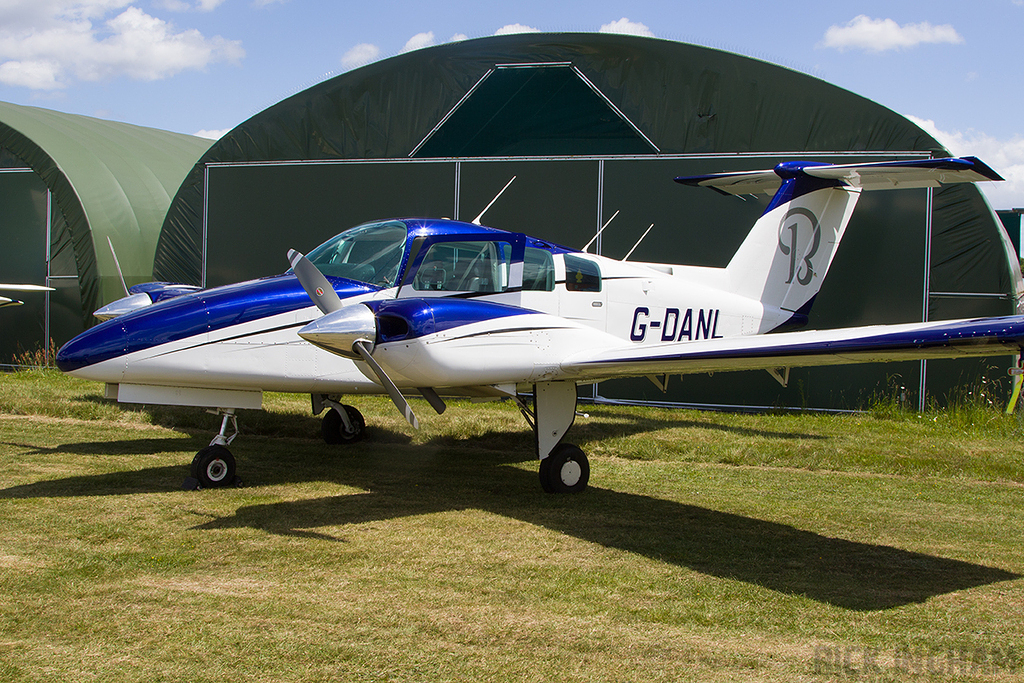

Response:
(472, 176), (516, 225)
(582, 210), (619, 253)
(622, 223), (655, 261)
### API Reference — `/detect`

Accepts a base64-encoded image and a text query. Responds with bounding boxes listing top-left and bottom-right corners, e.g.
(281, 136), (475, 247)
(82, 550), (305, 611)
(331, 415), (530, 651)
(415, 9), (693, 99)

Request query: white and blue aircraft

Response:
(56, 156), (1024, 492)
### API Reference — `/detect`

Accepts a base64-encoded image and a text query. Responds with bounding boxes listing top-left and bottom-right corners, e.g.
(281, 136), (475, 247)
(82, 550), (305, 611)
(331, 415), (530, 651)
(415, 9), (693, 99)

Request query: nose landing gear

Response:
(182, 408), (244, 490)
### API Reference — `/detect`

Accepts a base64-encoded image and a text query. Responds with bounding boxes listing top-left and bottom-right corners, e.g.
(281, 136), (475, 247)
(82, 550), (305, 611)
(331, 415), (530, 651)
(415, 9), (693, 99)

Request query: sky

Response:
(0, 1), (1022, 208)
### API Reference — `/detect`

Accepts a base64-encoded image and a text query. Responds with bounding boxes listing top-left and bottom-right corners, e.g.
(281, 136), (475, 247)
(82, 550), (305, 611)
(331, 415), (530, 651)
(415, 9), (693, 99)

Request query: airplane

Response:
(0, 284), (54, 308)
(55, 156), (1024, 493)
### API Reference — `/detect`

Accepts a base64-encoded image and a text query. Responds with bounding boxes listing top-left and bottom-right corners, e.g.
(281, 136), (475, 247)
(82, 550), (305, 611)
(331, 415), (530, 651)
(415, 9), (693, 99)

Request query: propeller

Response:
(351, 339), (419, 429)
(289, 249), (421, 429)
(287, 249), (344, 314)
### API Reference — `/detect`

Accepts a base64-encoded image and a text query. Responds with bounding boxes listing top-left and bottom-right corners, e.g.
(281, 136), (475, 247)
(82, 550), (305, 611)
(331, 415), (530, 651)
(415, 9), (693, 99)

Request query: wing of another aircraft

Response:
(0, 284), (54, 308)
(559, 316), (1024, 381)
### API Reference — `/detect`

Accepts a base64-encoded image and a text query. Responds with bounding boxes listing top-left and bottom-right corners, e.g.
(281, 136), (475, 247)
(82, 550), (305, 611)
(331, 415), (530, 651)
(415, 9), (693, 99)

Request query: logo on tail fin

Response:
(779, 207), (821, 286)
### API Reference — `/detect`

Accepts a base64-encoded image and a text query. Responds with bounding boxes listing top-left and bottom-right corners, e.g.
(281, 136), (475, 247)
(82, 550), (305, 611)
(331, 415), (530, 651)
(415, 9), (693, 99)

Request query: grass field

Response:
(1, 368), (1023, 681)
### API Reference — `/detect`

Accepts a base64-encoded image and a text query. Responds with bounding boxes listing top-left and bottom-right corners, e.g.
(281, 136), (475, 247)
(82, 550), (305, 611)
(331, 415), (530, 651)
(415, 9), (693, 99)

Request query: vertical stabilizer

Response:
(675, 156), (1004, 333)
(725, 175), (861, 328)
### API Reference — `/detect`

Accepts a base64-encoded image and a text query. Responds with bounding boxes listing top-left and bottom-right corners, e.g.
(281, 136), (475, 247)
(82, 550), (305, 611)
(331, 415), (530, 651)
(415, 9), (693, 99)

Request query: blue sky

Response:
(0, 1), (1022, 207)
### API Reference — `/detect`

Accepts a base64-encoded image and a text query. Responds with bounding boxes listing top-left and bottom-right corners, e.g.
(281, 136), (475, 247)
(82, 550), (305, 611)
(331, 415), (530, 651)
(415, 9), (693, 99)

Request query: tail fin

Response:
(675, 157), (1003, 331)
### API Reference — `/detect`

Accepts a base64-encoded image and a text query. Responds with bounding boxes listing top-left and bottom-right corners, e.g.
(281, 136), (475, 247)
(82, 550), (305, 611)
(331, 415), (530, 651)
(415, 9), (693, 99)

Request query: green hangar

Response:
(0, 101), (211, 364)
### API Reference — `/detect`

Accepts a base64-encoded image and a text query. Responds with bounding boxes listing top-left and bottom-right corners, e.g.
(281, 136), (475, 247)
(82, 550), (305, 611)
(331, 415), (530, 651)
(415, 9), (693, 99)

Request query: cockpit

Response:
(302, 218), (568, 296)
(412, 240), (512, 293)
(305, 220), (408, 287)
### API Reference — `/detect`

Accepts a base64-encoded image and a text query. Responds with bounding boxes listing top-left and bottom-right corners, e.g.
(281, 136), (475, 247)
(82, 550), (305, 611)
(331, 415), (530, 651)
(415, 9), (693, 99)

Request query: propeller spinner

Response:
(289, 249), (421, 429)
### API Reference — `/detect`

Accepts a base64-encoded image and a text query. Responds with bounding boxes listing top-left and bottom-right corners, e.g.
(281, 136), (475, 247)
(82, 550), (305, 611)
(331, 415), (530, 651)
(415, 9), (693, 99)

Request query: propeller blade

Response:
(352, 340), (419, 429)
(418, 387), (447, 415)
(288, 249), (344, 314)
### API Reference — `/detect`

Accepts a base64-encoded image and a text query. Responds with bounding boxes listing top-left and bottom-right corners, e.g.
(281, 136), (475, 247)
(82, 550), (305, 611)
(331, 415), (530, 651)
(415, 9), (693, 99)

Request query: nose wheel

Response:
(182, 408), (244, 490)
(190, 445), (238, 488)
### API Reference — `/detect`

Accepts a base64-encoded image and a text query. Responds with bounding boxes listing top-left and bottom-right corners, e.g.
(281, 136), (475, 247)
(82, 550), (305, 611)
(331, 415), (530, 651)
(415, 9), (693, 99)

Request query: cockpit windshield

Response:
(305, 221), (408, 287)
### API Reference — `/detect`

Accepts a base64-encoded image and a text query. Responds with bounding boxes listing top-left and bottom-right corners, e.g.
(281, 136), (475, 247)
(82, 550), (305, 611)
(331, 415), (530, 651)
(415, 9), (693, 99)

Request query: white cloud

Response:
(494, 23), (540, 36)
(401, 31), (435, 53)
(599, 18), (653, 37)
(0, 60), (62, 89)
(449, 33), (468, 43)
(908, 115), (1024, 209)
(341, 42), (380, 70)
(155, 0), (226, 10)
(821, 15), (963, 53)
(0, 2), (243, 89)
(194, 127), (229, 139)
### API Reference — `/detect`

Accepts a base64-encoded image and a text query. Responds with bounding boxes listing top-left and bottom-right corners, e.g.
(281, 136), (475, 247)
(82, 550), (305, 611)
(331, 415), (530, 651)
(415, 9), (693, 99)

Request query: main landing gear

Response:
(520, 381), (591, 494)
(182, 388), (588, 494)
(183, 408), (243, 490)
(313, 394), (366, 445)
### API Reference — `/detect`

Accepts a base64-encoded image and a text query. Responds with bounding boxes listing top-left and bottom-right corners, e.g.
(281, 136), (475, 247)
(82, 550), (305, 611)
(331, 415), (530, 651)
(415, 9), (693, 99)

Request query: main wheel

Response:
(539, 443), (590, 494)
(322, 405), (366, 444)
(190, 445), (237, 488)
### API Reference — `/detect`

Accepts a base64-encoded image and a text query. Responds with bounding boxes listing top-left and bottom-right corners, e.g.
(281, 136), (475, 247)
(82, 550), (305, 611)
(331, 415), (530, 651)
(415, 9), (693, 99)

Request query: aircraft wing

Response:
(0, 284), (52, 310)
(559, 316), (1024, 381)
(675, 156), (1003, 197)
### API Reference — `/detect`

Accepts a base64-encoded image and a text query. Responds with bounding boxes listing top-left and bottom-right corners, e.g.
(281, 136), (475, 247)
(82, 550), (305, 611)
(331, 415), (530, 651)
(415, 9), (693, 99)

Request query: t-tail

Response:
(675, 156), (1003, 333)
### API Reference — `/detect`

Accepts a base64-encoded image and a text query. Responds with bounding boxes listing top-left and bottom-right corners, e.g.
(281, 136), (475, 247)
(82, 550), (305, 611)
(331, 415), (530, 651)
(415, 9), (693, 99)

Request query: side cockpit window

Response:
(523, 247), (555, 291)
(563, 254), (601, 292)
(413, 241), (512, 293)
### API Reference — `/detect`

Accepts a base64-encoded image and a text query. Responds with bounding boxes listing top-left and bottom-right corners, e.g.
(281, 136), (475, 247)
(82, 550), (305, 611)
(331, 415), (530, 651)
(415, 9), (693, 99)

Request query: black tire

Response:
(322, 405), (366, 444)
(539, 443), (590, 494)
(190, 445), (236, 489)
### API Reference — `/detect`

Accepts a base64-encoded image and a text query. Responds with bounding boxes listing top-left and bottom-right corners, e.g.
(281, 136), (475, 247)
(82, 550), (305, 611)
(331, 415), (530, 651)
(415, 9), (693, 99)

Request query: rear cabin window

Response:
(413, 240), (512, 293)
(564, 254), (601, 292)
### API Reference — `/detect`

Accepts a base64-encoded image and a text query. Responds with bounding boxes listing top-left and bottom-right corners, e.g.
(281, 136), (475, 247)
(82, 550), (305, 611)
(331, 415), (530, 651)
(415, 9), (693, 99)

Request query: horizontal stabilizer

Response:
(675, 156), (1003, 197)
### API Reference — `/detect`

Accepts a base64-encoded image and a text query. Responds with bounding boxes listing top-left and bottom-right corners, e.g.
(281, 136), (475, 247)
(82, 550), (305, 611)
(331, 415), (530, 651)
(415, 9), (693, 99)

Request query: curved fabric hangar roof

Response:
(158, 32), (1013, 289)
(0, 101), (212, 323)
(154, 33), (1022, 409)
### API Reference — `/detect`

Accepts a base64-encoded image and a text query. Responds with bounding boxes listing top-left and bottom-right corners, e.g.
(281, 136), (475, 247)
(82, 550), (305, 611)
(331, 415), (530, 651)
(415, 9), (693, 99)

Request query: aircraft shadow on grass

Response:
(0, 406), (826, 498)
(0, 427), (1016, 611)
(188, 454), (1018, 612)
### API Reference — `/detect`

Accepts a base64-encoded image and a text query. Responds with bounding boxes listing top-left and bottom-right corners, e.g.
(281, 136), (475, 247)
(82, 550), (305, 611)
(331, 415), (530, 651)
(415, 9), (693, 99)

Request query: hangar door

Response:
(200, 153), (1010, 410)
(0, 160), (81, 366)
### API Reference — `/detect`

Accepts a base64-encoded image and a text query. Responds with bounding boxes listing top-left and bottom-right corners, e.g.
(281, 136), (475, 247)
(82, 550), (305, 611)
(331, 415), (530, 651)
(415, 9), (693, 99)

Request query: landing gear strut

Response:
(526, 381), (591, 494)
(182, 408), (243, 490)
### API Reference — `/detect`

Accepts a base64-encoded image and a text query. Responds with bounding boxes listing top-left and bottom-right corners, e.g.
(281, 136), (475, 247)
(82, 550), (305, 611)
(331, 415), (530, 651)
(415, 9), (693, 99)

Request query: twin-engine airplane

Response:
(56, 157), (1024, 493)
